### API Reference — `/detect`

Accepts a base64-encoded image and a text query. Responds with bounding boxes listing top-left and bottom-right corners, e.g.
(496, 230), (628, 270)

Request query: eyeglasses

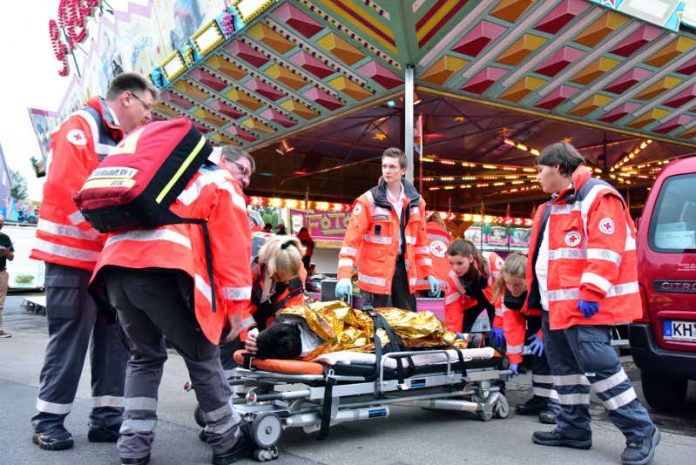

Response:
(130, 92), (152, 112)
(230, 160), (250, 176)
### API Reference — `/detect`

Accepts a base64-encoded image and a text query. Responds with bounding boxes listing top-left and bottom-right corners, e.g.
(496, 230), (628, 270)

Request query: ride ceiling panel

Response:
(148, 0), (696, 210)
(416, 0), (696, 146)
(153, 0), (696, 150)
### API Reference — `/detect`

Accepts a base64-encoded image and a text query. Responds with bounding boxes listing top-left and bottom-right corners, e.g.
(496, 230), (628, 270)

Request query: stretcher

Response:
(208, 346), (511, 461)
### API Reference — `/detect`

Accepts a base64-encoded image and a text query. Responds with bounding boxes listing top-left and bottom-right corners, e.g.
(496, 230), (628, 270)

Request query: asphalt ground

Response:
(2, 294), (696, 465)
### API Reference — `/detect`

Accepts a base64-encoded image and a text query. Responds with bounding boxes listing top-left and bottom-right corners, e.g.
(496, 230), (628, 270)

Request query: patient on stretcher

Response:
(249, 300), (477, 360)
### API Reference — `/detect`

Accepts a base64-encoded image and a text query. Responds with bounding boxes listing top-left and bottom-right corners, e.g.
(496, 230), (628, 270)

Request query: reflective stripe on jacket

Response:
(526, 166), (641, 330)
(92, 166), (252, 344)
(31, 97), (123, 271)
(337, 178), (432, 295)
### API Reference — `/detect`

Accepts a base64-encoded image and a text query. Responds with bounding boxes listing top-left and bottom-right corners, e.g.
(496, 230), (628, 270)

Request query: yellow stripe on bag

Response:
(156, 135), (207, 203)
(81, 177), (137, 190)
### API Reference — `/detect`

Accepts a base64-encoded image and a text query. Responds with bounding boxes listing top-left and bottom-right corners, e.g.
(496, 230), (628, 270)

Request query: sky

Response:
(0, 5), (70, 200)
(0, 1), (135, 200)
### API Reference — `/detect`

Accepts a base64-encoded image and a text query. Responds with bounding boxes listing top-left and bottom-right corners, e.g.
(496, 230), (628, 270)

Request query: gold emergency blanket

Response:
(279, 300), (467, 360)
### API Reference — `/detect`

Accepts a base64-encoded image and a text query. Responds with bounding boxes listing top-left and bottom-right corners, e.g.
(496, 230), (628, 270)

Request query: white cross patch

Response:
(67, 129), (87, 146)
(599, 217), (615, 235)
(565, 230), (582, 247)
(430, 240), (447, 258)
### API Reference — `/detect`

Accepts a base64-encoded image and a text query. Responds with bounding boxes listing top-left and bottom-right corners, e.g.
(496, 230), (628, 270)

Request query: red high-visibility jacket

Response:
(31, 97), (123, 271)
(92, 166), (252, 344)
(501, 290), (543, 364)
(337, 178), (433, 295)
(526, 166), (641, 330)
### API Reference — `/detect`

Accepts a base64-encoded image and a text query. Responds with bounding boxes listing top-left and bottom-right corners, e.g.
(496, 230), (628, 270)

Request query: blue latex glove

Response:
(527, 334), (544, 356)
(578, 299), (600, 319)
(509, 363), (519, 375)
(335, 278), (353, 300)
(427, 275), (441, 296)
(490, 327), (506, 346)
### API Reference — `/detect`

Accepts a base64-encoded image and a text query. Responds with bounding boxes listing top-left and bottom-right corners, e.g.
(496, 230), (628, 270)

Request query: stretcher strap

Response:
(241, 352), (254, 369)
(318, 367), (337, 440)
(444, 340), (466, 379)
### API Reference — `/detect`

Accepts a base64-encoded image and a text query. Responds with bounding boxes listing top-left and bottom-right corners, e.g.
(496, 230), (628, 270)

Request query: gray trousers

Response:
(542, 311), (654, 441)
(361, 256), (416, 311)
(103, 267), (240, 460)
(32, 263), (129, 433)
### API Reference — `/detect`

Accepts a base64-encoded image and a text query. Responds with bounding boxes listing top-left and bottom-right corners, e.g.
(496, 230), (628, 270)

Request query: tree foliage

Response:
(10, 170), (28, 200)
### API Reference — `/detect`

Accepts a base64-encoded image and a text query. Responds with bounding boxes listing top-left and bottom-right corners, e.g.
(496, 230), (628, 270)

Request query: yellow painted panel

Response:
(570, 95), (612, 116)
(571, 57), (620, 85)
(316, 32), (365, 65)
(421, 56), (469, 85)
(635, 77), (682, 100)
(496, 34), (546, 66)
(265, 64), (307, 90)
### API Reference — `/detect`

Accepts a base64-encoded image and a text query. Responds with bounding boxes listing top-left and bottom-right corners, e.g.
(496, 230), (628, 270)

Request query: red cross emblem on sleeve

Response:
(599, 217), (615, 235)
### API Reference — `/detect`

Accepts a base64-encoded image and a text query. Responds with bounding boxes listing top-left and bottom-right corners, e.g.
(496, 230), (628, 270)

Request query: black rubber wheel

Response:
(641, 371), (688, 412)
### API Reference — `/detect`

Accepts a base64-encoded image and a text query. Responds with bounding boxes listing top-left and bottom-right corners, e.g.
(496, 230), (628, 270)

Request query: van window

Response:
(648, 173), (696, 253)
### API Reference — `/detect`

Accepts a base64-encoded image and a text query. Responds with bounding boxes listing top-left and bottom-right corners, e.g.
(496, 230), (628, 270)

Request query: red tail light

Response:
(636, 283), (650, 323)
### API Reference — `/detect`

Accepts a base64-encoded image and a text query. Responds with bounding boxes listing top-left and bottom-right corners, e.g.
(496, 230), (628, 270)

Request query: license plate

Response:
(663, 320), (696, 342)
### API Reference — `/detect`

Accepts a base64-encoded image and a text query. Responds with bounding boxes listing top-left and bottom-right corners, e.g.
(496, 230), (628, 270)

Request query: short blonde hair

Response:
(258, 236), (304, 279)
(492, 252), (527, 301)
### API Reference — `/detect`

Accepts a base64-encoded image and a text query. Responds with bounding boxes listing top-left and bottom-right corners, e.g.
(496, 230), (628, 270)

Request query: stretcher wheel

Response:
(194, 405), (205, 427)
(251, 414), (283, 448)
(477, 408), (493, 422)
(254, 446), (279, 462)
(493, 395), (509, 419)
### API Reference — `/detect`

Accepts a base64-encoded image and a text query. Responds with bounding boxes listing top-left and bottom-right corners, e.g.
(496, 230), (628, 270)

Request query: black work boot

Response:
(212, 425), (255, 465)
(532, 429), (592, 449)
(88, 423), (121, 443)
(621, 427), (660, 465)
(32, 426), (74, 451)
(516, 395), (548, 415)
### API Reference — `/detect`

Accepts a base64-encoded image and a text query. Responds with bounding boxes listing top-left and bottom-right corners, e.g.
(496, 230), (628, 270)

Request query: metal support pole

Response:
(404, 66), (414, 183)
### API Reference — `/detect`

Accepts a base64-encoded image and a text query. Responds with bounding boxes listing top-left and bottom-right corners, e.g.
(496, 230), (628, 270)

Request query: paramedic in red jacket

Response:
(29, 73), (157, 451)
(528, 142), (659, 465)
(91, 138), (254, 464)
(419, 212), (451, 296)
(443, 240), (504, 334)
(492, 252), (558, 424)
(335, 147), (440, 309)
(241, 235), (306, 354)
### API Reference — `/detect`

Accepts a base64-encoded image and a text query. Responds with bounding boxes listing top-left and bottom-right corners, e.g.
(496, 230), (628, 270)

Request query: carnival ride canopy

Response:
(150, 0), (696, 217)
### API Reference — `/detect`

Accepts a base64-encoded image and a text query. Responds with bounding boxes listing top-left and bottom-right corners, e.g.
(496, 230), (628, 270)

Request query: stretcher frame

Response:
(221, 348), (511, 461)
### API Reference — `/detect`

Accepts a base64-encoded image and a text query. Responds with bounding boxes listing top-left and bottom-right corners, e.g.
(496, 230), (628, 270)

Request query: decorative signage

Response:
(48, 0), (101, 76)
